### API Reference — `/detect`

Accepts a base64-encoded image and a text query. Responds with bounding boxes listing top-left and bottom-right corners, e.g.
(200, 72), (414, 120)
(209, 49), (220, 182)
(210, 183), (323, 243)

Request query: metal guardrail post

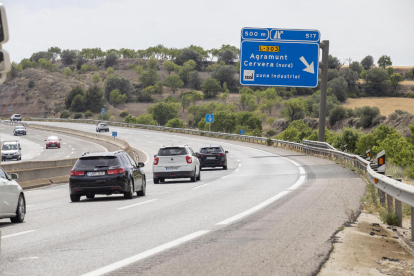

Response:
(412, 207), (414, 241)
(393, 178), (403, 227)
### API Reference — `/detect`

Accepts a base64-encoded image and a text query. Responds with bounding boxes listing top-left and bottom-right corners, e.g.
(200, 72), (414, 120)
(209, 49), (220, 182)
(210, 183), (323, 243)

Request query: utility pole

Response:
(318, 40), (329, 142)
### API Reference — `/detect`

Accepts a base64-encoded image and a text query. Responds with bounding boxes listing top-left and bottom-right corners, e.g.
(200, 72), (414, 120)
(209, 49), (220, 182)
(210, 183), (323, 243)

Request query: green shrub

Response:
(332, 127), (362, 152)
(266, 138), (273, 146)
(265, 129), (276, 137)
(165, 118), (185, 128)
(379, 207), (399, 226)
(74, 113), (83, 119)
(84, 110), (93, 118)
(28, 79), (35, 88)
(60, 111), (71, 118)
(329, 105), (347, 126)
(119, 110), (129, 118)
(360, 106), (380, 128)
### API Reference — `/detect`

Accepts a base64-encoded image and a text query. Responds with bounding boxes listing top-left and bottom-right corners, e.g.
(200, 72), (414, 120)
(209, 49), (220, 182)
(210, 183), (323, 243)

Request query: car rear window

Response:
(200, 147), (222, 153)
(15, 114), (21, 117)
(157, 147), (187, 156)
(15, 126), (24, 129)
(75, 156), (120, 169)
(47, 137), (58, 141)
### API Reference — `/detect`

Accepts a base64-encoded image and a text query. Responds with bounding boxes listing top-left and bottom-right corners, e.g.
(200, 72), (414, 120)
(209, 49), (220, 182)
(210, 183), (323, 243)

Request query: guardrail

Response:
(30, 117), (414, 239)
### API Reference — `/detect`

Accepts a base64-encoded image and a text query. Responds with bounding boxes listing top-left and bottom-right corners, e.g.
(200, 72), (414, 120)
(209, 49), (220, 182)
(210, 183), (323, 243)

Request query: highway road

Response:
(0, 123), (109, 164)
(0, 121), (366, 276)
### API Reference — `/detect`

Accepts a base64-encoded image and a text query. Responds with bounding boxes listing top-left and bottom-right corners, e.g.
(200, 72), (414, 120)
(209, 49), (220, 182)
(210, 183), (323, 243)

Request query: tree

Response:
(361, 55), (374, 70)
(30, 51), (52, 62)
(135, 114), (157, 125)
(65, 86), (85, 109)
(175, 48), (201, 68)
(91, 73), (102, 84)
(166, 118), (185, 128)
(109, 89), (127, 106)
(178, 60), (197, 85)
(263, 99), (275, 114)
(105, 53), (118, 68)
(281, 97), (308, 121)
(217, 49), (239, 64)
(146, 57), (158, 69)
(104, 76), (135, 100)
(328, 77), (348, 102)
(84, 86), (105, 113)
(188, 70), (201, 89)
(211, 65), (237, 90)
(80, 64), (90, 73)
(106, 67), (114, 75)
(38, 58), (57, 71)
(332, 128), (362, 153)
(71, 94), (85, 112)
(406, 68), (414, 80)
(64, 67), (73, 78)
(327, 69), (339, 82)
(377, 55), (392, 69)
(139, 69), (160, 87)
(201, 77), (221, 98)
(20, 58), (34, 70)
(389, 73), (403, 90)
(149, 102), (178, 125)
(7, 62), (21, 79)
(134, 65), (144, 74)
(328, 55), (343, 70)
(239, 93), (253, 111)
(60, 49), (78, 65)
(365, 68), (389, 96)
(329, 105), (347, 126)
(165, 74), (184, 94)
(47, 47), (61, 62)
(360, 106), (380, 128)
(163, 60), (176, 75)
(349, 61), (363, 75)
(220, 90), (229, 105)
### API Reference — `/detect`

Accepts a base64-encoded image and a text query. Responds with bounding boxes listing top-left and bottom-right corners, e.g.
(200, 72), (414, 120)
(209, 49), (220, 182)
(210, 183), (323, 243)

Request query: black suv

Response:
(69, 151), (146, 202)
(197, 145), (228, 170)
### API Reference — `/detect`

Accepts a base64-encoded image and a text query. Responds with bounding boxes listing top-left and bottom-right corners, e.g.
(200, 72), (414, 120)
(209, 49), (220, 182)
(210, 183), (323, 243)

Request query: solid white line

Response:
(19, 257), (39, 260)
(192, 183), (209, 189)
(81, 230), (210, 276)
(299, 166), (305, 175)
(142, 149), (150, 164)
(1, 230), (36, 239)
(26, 205), (35, 208)
(288, 175), (306, 190)
(216, 191), (291, 225)
(117, 199), (157, 210)
(236, 159), (240, 162)
(235, 168), (239, 172)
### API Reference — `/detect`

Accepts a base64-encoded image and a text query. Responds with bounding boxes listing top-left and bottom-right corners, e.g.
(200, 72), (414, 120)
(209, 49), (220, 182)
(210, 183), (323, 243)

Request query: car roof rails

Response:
(81, 152), (89, 156)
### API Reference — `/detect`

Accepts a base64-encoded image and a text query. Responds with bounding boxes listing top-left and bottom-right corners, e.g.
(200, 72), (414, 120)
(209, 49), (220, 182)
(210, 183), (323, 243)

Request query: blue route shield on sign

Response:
(112, 131), (117, 137)
(101, 108), (105, 115)
(240, 28), (320, 88)
(240, 130), (245, 135)
(9, 107), (11, 112)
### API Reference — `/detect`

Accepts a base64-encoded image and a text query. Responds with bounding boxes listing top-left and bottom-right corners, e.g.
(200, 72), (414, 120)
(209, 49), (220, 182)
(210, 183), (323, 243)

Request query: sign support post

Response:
(318, 40), (329, 142)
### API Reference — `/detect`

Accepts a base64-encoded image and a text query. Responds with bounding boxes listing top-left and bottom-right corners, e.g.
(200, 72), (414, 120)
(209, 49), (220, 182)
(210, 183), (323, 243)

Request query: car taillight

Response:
(153, 157), (159, 165)
(107, 168), (125, 175)
(219, 153), (225, 157)
(199, 155), (204, 158)
(186, 156), (192, 164)
(70, 170), (85, 176)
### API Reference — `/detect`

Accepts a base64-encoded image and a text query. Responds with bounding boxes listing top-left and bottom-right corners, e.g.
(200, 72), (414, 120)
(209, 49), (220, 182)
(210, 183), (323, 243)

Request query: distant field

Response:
(342, 98), (414, 116)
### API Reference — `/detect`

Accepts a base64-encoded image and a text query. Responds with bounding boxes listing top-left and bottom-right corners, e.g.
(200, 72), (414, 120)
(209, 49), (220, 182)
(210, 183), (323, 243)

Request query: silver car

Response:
(0, 167), (26, 223)
(96, 123), (109, 132)
(13, 125), (27, 136)
(1, 141), (22, 161)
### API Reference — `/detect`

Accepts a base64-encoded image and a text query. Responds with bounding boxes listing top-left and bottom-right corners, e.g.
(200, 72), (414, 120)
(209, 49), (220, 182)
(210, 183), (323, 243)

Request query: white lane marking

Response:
(299, 166), (305, 175)
(117, 199), (157, 210)
(230, 156), (234, 158)
(147, 179), (153, 182)
(19, 257), (39, 260)
(65, 155), (71, 158)
(288, 175), (306, 190)
(26, 205), (35, 208)
(235, 168), (239, 172)
(192, 183), (210, 189)
(142, 149), (150, 164)
(238, 164), (242, 167)
(216, 191), (291, 225)
(221, 175), (229, 179)
(63, 142), (67, 145)
(81, 230), (210, 276)
(236, 159), (240, 162)
(1, 230), (36, 239)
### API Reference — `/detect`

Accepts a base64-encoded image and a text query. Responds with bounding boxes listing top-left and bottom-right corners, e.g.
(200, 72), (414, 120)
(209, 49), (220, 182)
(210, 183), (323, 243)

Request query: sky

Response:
(2, 0), (414, 66)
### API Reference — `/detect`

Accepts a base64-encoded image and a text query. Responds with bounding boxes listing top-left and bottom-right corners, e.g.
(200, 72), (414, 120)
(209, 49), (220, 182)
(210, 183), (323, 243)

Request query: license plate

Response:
(207, 157), (216, 160)
(87, 171), (105, 176)
(166, 167), (178, 171)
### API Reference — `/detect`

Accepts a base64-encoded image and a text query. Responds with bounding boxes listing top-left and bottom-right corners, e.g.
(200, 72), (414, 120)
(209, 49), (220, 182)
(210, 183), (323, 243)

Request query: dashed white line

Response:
(1, 230), (36, 239)
(18, 257), (39, 260)
(216, 191), (291, 225)
(117, 199), (157, 210)
(81, 230), (210, 276)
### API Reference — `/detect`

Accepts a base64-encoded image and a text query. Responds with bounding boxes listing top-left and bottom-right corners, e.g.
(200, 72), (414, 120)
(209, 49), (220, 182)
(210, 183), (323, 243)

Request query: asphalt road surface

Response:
(0, 123), (109, 164)
(0, 122), (366, 276)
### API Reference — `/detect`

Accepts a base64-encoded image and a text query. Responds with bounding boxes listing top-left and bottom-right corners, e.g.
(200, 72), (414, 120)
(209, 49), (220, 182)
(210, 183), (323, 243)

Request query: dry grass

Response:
(342, 97), (414, 116)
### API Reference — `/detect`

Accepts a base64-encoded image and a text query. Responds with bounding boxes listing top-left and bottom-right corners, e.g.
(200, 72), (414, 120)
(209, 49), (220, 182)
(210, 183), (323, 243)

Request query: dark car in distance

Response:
(69, 151), (146, 202)
(197, 145), (228, 170)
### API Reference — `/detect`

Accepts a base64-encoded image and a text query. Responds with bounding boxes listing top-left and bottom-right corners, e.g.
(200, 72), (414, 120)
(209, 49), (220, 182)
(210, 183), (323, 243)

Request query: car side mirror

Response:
(225, 151), (229, 153)
(45, 140), (47, 141)
(10, 173), (18, 180)
(138, 162), (145, 168)
(195, 152), (199, 157)
(19, 148), (22, 150)
(154, 154), (157, 158)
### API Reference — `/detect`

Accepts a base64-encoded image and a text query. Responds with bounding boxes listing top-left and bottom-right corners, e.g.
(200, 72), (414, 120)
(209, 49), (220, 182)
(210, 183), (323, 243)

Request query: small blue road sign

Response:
(240, 28), (320, 88)
(240, 129), (245, 135)
(112, 131), (117, 138)
(9, 107), (11, 112)
(101, 108), (105, 115)
(206, 114), (214, 123)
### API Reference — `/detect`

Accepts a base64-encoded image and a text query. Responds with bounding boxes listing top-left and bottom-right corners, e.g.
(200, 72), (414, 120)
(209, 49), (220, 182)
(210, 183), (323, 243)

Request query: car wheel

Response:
(223, 165), (228, 170)
(18, 156), (22, 161)
(137, 178), (146, 196)
(10, 194), (26, 223)
(153, 178), (159, 184)
(124, 181), (134, 199)
(191, 173), (196, 182)
(86, 194), (95, 199)
(70, 194), (81, 202)
(196, 170), (201, 181)
(160, 178), (165, 183)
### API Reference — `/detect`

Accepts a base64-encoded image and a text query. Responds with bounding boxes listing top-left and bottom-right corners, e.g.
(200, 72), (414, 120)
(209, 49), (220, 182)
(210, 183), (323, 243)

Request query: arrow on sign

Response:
(299, 56), (315, 74)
